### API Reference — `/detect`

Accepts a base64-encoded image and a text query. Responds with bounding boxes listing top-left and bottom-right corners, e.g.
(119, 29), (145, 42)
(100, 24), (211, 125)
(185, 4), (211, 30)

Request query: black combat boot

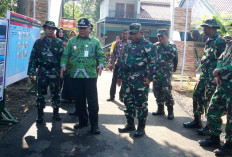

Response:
(214, 141), (232, 156)
(167, 105), (174, 120)
(183, 115), (202, 128)
(36, 107), (44, 123)
(198, 135), (220, 147)
(90, 114), (100, 134)
(52, 108), (61, 121)
(152, 104), (165, 116)
(118, 117), (136, 133)
(134, 119), (146, 137)
(197, 125), (210, 136)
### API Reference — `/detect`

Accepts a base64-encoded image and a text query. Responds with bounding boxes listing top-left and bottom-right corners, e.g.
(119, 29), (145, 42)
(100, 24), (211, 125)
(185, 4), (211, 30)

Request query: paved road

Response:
(0, 71), (215, 157)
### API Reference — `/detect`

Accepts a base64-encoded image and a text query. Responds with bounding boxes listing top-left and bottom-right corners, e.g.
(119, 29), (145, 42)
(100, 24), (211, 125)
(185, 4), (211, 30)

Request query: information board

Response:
(5, 11), (41, 86)
(0, 18), (7, 101)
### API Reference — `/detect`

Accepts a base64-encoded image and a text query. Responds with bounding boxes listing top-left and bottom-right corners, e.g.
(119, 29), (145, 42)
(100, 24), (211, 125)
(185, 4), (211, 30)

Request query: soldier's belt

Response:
(123, 65), (146, 72)
(40, 63), (60, 68)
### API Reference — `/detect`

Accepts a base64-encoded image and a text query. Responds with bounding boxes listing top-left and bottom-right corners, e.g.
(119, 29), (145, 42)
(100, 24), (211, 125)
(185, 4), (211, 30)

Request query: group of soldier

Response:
(27, 16), (232, 156)
(182, 19), (232, 156)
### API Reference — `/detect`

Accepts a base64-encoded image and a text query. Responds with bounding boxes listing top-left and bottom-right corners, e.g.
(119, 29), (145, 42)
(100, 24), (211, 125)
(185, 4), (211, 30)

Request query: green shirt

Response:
(61, 35), (105, 78)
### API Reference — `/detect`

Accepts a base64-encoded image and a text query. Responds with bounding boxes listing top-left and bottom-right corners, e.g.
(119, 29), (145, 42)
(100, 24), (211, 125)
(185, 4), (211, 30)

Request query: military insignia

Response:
(79, 19), (85, 25)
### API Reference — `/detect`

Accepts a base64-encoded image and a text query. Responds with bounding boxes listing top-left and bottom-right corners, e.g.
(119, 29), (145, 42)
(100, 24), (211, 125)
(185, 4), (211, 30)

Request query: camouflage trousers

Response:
(193, 76), (216, 116)
(122, 81), (149, 120)
(153, 76), (174, 107)
(36, 73), (60, 109)
(207, 87), (232, 142)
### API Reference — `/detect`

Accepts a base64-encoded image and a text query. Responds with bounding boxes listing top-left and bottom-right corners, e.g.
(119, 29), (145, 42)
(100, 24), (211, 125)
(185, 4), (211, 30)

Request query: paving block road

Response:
(0, 71), (215, 157)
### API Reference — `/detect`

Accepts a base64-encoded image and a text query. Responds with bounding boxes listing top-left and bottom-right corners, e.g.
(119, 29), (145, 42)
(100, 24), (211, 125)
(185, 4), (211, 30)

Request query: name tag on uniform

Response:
(84, 51), (89, 57)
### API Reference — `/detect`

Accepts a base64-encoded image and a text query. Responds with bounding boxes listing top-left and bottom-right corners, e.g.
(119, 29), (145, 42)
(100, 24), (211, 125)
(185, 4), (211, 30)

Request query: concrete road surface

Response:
(0, 71), (215, 157)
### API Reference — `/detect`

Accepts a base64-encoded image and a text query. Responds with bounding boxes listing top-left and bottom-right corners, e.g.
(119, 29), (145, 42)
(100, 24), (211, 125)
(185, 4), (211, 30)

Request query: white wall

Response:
(100, 0), (139, 18)
(100, 0), (110, 19)
(182, 0), (214, 22)
(48, 0), (62, 26)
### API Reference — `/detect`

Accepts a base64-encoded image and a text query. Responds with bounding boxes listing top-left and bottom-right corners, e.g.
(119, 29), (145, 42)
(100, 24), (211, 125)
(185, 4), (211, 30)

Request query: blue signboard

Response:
(0, 18), (8, 101)
(5, 11), (41, 86)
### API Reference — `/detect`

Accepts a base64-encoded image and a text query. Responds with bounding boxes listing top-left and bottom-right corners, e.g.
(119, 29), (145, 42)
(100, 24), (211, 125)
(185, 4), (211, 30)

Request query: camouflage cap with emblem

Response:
(129, 23), (141, 33)
(200, 18), (220, 29)
(42, 21), (58, 29)
(78, 18), (90, 28)
(157, 29), (168, 36)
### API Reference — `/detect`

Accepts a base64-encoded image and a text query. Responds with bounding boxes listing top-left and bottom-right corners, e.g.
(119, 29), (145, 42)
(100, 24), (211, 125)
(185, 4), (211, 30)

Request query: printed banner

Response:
(60, 18), (76, 30)
(5, 11), (41, 86)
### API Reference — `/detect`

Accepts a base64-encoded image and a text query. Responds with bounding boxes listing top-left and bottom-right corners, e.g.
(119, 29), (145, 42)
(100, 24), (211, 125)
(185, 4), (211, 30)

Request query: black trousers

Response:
(71, 78), (99, 127)
(61, 75), (73, 101)
(110, 65), (123, 99)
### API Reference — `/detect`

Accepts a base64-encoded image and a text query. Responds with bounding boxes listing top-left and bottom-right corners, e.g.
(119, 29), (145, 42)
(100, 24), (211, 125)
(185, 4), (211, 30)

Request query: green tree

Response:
(63, 0), (101, 36)
(192, 14), (232, 36)
(0, 0), (17, 18)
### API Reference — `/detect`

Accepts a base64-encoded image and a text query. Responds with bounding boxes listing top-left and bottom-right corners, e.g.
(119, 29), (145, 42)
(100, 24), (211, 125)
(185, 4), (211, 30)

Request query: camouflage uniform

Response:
(28, 25), (64, 109)
(193, 33), (226, 117)
(207, 41), (232, 141)
(118, 24), (156, 121)
(183, 19), (226, 129)
(152, 29), (178, 115)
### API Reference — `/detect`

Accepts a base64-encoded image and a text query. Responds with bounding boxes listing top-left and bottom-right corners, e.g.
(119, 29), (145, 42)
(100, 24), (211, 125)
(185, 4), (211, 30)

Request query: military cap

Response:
(78, 18), (90, 28)
(129, 23), (141, 33)
(42, 21), (57, 29)
(200, 19), (220, 29)
(224, 35), (232, 41)
(157, 29), (168, 36)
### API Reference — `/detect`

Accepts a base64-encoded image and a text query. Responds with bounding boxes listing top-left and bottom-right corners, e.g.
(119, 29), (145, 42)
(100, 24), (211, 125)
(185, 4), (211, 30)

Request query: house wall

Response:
(181, 0), (213, 22)
(100, 0), (139, 19)
(100, 0), (109, 19)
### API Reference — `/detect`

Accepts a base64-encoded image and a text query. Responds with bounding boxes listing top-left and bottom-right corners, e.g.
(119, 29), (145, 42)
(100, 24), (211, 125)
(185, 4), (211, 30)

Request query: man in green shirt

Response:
(60, 18), (105, 134)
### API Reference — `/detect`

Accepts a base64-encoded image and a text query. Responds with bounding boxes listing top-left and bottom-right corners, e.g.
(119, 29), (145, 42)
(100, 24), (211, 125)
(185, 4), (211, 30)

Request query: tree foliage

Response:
(63, 0), (101, 36)
(192, 14), (232, 36)
(0, 0), (17, 18)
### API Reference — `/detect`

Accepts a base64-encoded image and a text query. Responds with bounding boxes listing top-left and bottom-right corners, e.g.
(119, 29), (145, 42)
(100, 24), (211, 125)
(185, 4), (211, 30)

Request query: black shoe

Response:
(91, 125), (100, 134)
(198, 135), (220, 148)
(118, 124), (136, 133)
(36, 107), (44, 123)
(198, 126), (210, 136)
(152, 104), (164, 116)
(107, 98), (114, 101)
(118, 117), (135, 133)
(133, 120), (146, 137)
(183, 115), (202, 128)
(68, 111), (78, 116)
(214, 142), (232, 156)
(52, 108), (61, 121)
(167, 105), (174, 120)
(74, 123), (89, 129)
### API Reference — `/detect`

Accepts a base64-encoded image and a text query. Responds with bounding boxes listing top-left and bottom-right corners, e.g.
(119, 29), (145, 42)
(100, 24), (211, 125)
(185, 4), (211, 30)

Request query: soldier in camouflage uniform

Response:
(199, 24), (232, 156)
(117, 23), (157, 137)
(60, 18), (105, 134)
(151, 29), (178, 120)
(183, 19), (226, 133)
(28, 21), (64, 123)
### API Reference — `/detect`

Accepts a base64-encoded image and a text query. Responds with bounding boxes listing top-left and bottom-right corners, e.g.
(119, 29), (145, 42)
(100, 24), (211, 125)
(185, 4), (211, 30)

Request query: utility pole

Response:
(180, 0), (189, 89)
(73, 0), (74, 18)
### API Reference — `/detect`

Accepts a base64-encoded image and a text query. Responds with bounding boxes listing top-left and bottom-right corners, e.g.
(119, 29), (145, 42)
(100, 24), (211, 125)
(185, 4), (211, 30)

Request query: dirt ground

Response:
(0, 79), (36, 140)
